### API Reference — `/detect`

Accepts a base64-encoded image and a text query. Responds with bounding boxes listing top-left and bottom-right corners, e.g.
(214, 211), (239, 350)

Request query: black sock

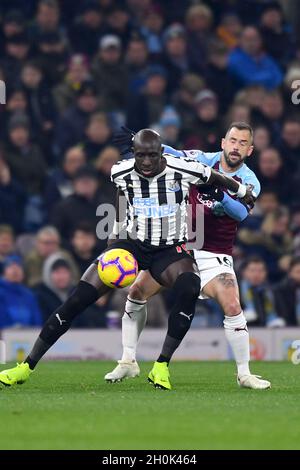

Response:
(25, 281), (99, 369)
(157, 354), (170, 364)
(157, 272), (200, 363)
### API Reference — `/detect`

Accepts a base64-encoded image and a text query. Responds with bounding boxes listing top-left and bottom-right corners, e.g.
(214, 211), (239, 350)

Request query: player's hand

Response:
(112, 126), (135, 155)
(201, 185), (224, 202)
(241, 188), (256, 209)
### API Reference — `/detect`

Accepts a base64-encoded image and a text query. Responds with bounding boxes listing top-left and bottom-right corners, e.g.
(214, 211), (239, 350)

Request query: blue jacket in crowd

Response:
(228, 47), (283, 90)
(0, 279), (42, 328)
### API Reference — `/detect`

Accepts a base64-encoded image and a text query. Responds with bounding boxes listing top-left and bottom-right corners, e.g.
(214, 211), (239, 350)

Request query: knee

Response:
(128, 281), (147, 301)
(223, 298), (241, 316)
(175, 272), (200, 299)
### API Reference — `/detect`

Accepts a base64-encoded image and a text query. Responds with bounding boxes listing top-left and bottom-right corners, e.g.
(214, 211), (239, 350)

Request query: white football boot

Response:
(238, 374), (271, 390)
(104, 360), (140, 383)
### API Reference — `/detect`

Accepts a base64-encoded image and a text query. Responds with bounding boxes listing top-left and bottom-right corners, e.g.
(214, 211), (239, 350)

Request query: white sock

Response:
(223, 311), (251, 377)
(121, 296), (147, 362)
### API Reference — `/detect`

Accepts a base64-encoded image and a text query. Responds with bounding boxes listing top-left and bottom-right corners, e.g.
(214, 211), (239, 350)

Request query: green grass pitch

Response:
(1, 361), (299, 450)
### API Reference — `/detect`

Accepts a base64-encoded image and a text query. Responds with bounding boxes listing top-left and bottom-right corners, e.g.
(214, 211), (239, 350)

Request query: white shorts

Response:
(193, 250), (235, 299)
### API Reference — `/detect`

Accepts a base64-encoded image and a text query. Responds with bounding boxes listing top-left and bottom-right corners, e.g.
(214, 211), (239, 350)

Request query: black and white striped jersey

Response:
(111, 155), (211, 247)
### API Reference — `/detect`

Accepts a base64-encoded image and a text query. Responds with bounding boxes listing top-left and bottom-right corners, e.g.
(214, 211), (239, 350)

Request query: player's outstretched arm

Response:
(208, 169), (255, 206)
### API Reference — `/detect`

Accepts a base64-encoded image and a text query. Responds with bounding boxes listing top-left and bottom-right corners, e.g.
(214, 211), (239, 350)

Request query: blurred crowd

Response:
(0, 0), (300, 329)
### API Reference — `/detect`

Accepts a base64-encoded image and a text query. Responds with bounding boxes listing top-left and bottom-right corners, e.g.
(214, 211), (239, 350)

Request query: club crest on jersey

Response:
(167, 180), (181, 192)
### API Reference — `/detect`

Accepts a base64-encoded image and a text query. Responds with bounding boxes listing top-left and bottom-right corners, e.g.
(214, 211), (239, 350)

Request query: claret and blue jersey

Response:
(163, 145), (261, 256)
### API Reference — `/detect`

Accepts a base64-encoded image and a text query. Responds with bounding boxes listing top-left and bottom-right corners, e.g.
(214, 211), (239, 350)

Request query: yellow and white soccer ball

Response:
(98, 248), (138, 288)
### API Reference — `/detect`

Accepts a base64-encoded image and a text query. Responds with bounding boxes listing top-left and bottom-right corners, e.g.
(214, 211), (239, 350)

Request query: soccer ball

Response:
(98, 248), (138, 288)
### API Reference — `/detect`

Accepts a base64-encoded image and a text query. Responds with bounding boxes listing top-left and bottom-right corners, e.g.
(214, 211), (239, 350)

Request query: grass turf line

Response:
(0, 361), (299, 450)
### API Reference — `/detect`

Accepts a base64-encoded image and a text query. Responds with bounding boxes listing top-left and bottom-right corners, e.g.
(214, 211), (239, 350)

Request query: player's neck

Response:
(220, 153), (244, 174)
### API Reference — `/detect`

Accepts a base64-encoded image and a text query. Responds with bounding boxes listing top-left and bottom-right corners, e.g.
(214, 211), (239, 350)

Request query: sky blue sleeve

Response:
(163, 145), (185, 158)
(243, 171), (261, 198)
(163, 145), (220, 166)
(221, 193), (248, 221)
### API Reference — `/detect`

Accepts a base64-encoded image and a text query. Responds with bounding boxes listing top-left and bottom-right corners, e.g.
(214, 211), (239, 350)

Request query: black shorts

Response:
(95, 239), (193, 284)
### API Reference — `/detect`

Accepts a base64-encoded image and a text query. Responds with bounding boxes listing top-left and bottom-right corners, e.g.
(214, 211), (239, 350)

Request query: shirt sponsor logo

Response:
(133, 197), (179, 218)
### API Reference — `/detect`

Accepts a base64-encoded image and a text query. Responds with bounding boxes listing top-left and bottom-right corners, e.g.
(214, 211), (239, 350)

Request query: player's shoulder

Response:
(165, 154), (205, 170)
(111, 158), (135, 180)
(184, 150), (222, 167)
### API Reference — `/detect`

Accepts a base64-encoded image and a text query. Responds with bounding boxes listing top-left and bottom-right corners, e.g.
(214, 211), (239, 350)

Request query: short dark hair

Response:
(226, 121), (254, 143)
(242, 256), (266, 270)
(72, 221), (95, 237)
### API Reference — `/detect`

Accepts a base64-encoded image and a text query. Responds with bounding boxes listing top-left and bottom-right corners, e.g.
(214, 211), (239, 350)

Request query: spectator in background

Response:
(92, 34), (128, 112)
(127, 65), (168, 130)
(106, 3), (132, 46)
(126, 0), (152, 22)
(259, 1), (295, 70)
(184, 89), (222, 151)
(250, 190), (280, 220)
(278, 118), (300, 173)
(255, 89), (284, 142)
(53, 79), (98, 158)
(125, 35), (149, 95)
(0, 255), (42, 328)
(24, 225), (78, 287)
(34, 251), (107, 327)
(238, 191), (280, 254)
(155, 106), (181, 147)
(228, 26), (283, 90)
(274, 257), (300, 326)
(5, 113), (46, 196)
(238, 207), (292, 282)
(2, 10), (25, 42)
(185, 3), (214, 73)
(69, 2), (105, 57)
(0, 157), (27, 233)
(1, 32), (31, 85)
(204, 38), (235, 113)
(52, 54), (90, 114)
(235, 84), (266, 122)
(20, 60), (57, 161)
(44, 145), (86, 214)
(69, 222), (98, 275)
(139, 3), (164, 57)
(224, 102), (251, 130)
(253, 125), (271, 153)
(172, 73), (204, 132)
(83, 112), (112, 161)
(162, 24), (191, 94)
(0, 10), (25, 60)
(33, 254), (76, 322)
(290, 206), (300, 238)
(50, 166), (108, 249)
(239, 256), (284, 327)
(4, 88), (28, 137)
(29, 0), (64, 46)
(0, 225), (17, 274)
(35, 30), (69, 86)
(216, 12), (242, 50)
(94, 145), (119, 203)
(255, 147), (290, 203)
